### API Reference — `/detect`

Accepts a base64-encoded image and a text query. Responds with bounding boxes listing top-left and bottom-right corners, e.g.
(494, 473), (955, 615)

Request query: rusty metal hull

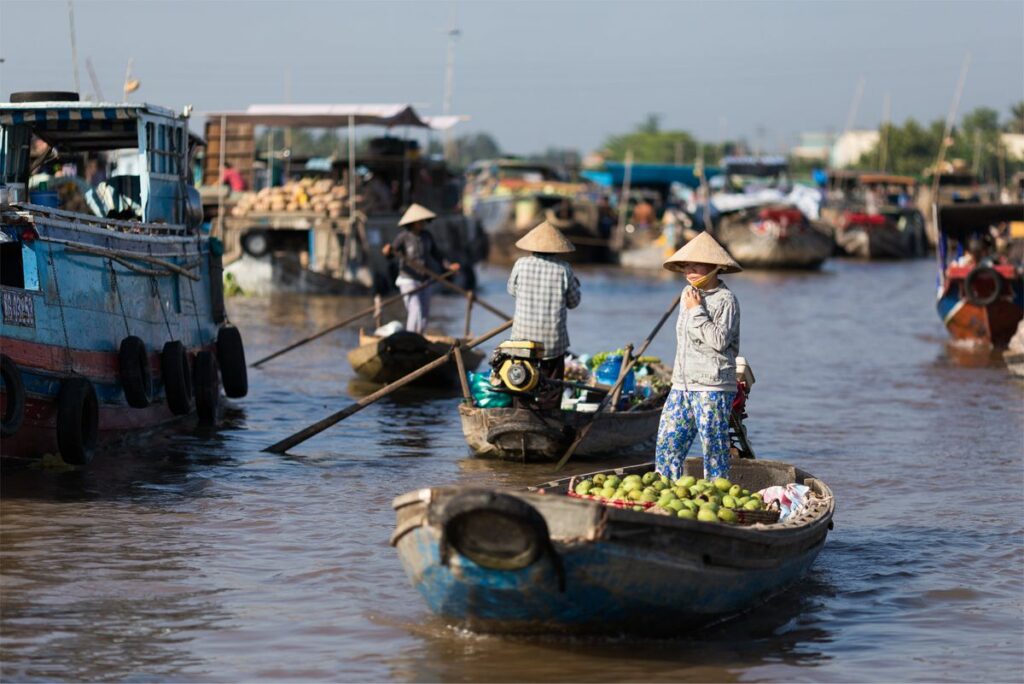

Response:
(391, 458), (835, 635)
(458, 403), (662, 461)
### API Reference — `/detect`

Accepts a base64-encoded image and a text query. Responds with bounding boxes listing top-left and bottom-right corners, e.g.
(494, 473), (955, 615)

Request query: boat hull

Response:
(347, 331), (484, 386)
(937, 269), (1024, 348)
(1, 207), (222, 460)
(392, 458), (834, 635)
(459, 403), (662, 461)
(835, 226), (911, 259)
(716, 221), (833, 269)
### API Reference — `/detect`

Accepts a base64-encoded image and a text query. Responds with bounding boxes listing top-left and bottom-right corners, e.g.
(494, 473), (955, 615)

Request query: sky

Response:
(1, 0), (1022, 155)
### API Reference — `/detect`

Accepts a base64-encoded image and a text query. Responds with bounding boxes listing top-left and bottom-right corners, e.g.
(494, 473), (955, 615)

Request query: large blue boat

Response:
(391, 457), (834, 635)
(1, 92), (247, 464)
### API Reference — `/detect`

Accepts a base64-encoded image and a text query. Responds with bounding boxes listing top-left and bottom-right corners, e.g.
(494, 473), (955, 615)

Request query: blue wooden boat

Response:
(1, 92), (248, 464)
(391, 457), (834, 635)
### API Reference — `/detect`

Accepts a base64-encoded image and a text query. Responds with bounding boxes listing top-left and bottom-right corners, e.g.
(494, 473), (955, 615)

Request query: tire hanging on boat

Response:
(161, 341), (193, 415)
(964, 266), (1003, 307)
(118, 336), (152, 408)
(193, 350), (220, 426)
(439, 491), (560, 575)
(216, 325), (248, 398)
(1, 354), (26, 437)
(56, 377), (98, 465)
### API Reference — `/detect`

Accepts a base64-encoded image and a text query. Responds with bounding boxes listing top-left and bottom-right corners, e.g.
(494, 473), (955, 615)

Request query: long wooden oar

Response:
(405, 262), (513, 321)
(250, 273), (453, 368)
(264, 319), (513, 454)
(554, 292), (682, 470)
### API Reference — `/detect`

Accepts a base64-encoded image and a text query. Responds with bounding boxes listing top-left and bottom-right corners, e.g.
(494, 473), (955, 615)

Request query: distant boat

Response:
(391, 457), (835, 635)
(821, 172), (928, 259)
(1, 92), (248, 464)
(710, 157), (832, 270)
(934, 203), (1024, 348)
(347, 329), (484, 387)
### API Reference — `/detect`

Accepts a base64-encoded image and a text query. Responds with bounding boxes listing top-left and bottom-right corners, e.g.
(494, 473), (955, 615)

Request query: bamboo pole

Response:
(250, 273), (453, 368)
(263, 319), (512, 454)
(463, 291), (475, 338)
(555, 293), (681, 470)
(453, 341), (472, 403)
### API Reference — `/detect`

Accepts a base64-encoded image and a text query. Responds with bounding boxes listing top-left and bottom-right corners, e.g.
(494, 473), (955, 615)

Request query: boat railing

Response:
(6, 202), (191, 237)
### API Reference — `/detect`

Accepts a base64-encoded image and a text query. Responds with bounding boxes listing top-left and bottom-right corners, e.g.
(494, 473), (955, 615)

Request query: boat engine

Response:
(489, 341), (545, 394)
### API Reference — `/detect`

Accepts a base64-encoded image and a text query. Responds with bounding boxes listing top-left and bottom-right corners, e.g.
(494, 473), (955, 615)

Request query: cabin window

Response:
(0, 240), (40, 291)
(145, 122), (183, 176)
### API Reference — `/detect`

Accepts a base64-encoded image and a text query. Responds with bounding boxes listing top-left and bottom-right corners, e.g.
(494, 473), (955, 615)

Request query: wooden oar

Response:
(554, 293), (682, 470)
(249, 272), (454, 368)
(405, 262), (513, 321)
(263, 319), (513, 454)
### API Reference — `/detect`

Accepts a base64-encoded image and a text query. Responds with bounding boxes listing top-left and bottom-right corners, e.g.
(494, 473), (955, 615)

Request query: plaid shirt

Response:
(507, 254), (581, 359)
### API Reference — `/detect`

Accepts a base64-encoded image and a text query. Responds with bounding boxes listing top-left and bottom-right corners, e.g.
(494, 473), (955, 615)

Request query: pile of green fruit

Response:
(572, 471), (770, 524)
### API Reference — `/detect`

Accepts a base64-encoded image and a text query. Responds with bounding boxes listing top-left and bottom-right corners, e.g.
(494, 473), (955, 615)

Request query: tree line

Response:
(253, 103), (1024, 182)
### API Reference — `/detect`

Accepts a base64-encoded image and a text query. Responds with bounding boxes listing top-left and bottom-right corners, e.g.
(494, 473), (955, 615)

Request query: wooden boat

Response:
(821, 173), (928, 259)
(347, 329), (485, 386)
(459, 401), (664, 461)
(935, 204), (1024, 348)
(1, 93), (247, 465)
(1005, 321), (1024, 377)
(459, 364), (671, 461)
(715, 205), (834, 269)
(391, 456), (834, 636)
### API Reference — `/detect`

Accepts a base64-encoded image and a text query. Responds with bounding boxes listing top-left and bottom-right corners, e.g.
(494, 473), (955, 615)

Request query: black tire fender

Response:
(193, 350), (220, 425)
(161, 341), (193, 415)
(1, 354), (26, 437)
(439, 490), (565, 591)
(216, 325), (248, 398)
(56, 377), (98, 465)
(10, 91), (79, 103)
(964, 266), (1003, 307)
(118, 336), (152, 408)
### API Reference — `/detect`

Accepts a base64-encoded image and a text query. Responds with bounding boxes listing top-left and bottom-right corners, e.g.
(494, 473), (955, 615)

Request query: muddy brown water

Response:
(2, 259), (1022, 682)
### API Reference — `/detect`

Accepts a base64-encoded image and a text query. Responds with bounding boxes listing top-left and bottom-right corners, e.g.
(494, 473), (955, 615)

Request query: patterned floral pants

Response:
(655, 389), (735, 481)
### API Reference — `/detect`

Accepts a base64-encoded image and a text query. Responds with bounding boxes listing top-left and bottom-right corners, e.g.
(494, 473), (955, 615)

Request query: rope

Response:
(45, 241), (75, 373)
(151, 275), (174, 340)
(108, 259), (131, 337)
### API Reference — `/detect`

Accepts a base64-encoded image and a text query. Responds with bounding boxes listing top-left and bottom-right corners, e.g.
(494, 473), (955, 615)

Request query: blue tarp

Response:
(582, 163), (722, 190)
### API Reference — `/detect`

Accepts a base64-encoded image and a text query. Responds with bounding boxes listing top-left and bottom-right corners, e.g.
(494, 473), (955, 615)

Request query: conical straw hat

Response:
(398, 203), (437, 226)
(515, 220), (576, 254)
(663, 231), (742, 273)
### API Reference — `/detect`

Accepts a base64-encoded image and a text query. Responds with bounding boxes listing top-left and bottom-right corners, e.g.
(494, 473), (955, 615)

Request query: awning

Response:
(202, 104), (467, 131)
(937, 203), (1024, 237)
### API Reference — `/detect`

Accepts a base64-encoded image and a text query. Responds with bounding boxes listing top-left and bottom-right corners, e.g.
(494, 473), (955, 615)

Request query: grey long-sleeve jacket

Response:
(671, 283), (740, 391)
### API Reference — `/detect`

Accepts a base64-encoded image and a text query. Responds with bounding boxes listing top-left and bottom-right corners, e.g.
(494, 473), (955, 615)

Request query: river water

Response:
(2, 258), (1022, 682)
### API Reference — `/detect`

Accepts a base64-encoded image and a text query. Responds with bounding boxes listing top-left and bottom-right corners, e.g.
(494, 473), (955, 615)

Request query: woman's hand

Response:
(382, 243), (392, 256)
(683, 287), (702, 310)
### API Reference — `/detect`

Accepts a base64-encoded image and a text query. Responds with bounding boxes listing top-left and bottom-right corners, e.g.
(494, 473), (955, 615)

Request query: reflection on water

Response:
(2, 259), (1022, 682)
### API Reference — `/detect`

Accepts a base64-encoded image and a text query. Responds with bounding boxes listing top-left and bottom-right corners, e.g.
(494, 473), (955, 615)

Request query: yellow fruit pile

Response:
(231, 178), (350, 218)
(572, 471), (770, 524)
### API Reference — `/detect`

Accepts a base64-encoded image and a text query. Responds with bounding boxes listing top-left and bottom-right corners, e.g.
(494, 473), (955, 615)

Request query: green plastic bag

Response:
(468, 371), (512, 408)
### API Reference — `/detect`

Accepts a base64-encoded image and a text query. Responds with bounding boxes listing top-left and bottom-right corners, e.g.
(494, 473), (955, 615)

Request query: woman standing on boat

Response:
(657, 232), (742, 481)
(382, 204), (459, 334)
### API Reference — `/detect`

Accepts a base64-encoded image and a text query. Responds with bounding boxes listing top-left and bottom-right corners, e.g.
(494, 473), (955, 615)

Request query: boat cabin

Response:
(716, 156), (791, 193)
(0, 95), (202, 227)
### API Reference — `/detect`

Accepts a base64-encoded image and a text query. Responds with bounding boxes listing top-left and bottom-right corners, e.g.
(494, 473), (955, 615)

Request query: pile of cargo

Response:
(230, 178), (350, 218)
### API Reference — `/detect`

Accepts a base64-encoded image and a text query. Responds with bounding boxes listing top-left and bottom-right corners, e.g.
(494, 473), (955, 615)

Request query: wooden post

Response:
(607, 343), (633, 410)
(453, 341), (472, 403)
(463, 291), (475, 338)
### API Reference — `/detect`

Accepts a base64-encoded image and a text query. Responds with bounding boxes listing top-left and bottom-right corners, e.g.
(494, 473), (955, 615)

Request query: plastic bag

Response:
(468, 371), (512, 408)
(757, 483), (810, 521)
